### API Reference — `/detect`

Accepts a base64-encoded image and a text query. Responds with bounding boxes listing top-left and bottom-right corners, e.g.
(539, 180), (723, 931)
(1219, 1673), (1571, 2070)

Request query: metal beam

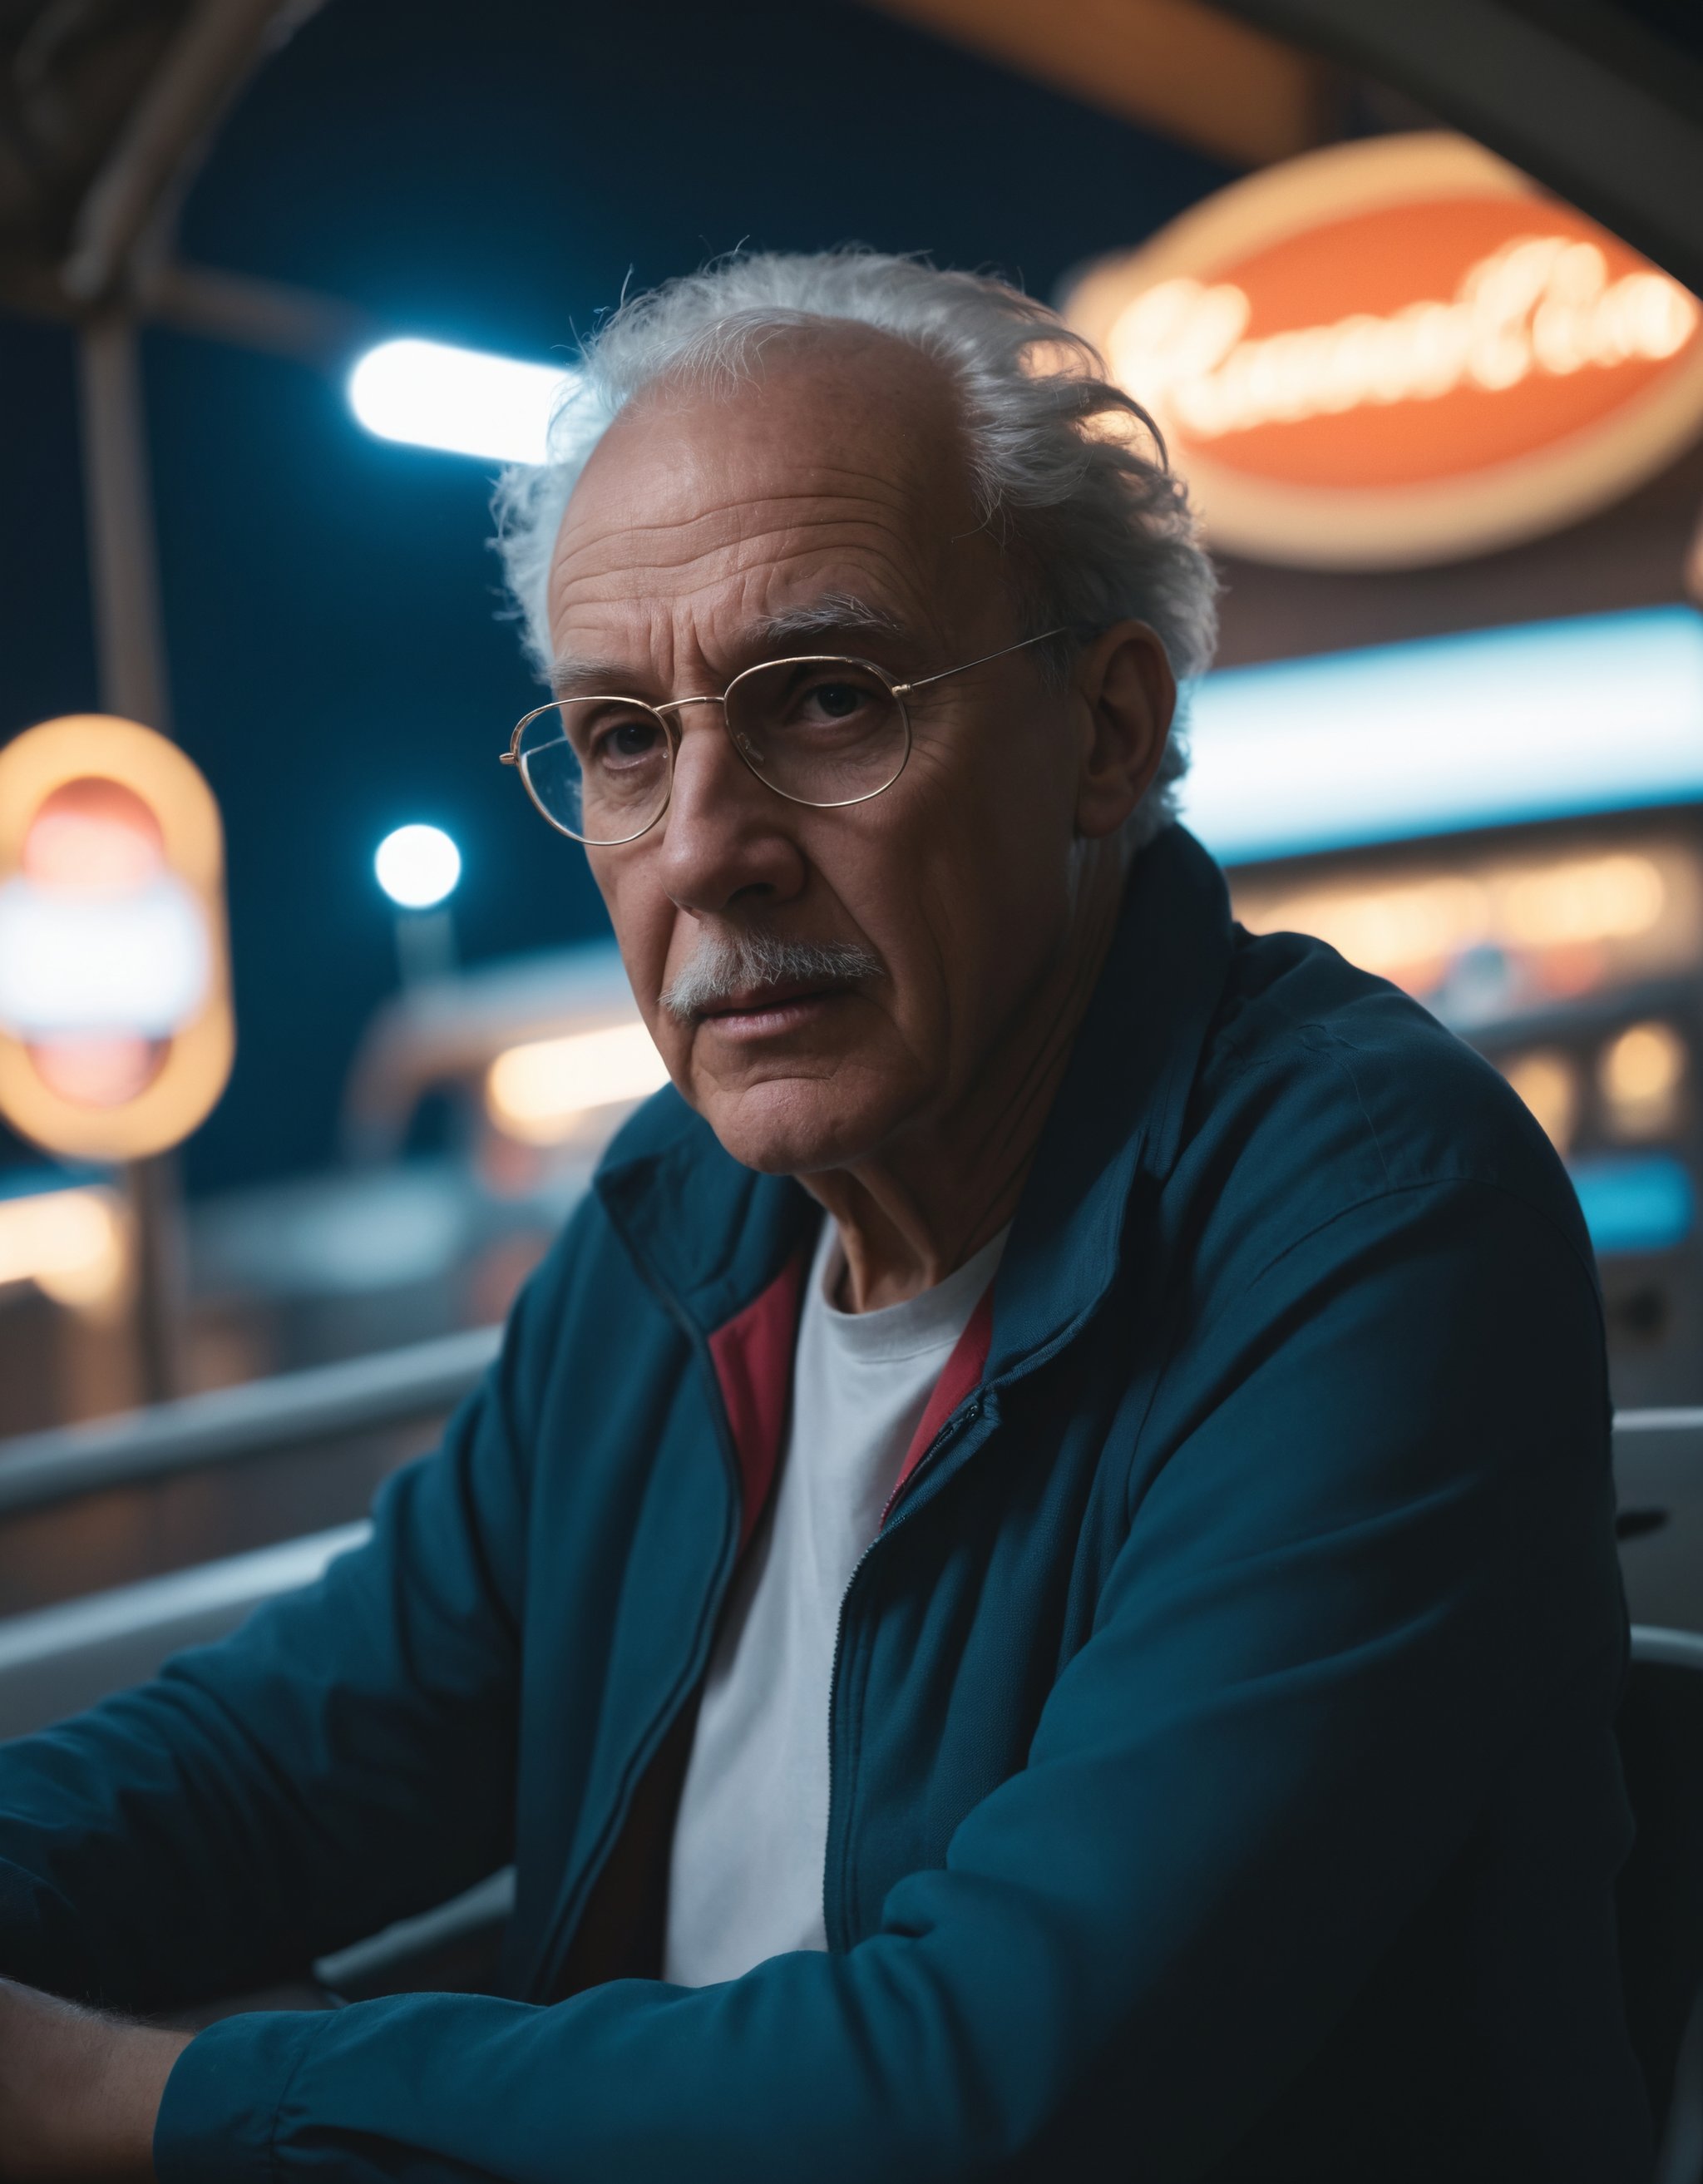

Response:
(139, 259), (379, 373)
(77, 309), (171, 733)
(77, 305), (182, 1401)
(1214, 0), (1703, 295)
(62, 0), (328, 309)
(864, 0), (1337, 168)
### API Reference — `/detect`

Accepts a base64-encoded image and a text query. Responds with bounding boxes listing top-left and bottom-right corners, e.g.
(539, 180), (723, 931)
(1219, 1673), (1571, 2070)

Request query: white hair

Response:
(491, 249), (1218, 846)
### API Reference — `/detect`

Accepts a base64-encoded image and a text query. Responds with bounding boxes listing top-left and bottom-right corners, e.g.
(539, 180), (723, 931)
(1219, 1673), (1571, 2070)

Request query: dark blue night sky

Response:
(0, 0), (1231, 1195)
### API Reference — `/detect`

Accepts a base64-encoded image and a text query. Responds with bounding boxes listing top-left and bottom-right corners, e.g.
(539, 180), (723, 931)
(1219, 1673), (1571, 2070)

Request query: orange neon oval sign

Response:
(1061, 135), (1703, 569)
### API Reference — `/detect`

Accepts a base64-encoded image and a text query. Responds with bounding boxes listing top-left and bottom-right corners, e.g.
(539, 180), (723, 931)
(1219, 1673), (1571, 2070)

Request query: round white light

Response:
(375, 825), (461, 910)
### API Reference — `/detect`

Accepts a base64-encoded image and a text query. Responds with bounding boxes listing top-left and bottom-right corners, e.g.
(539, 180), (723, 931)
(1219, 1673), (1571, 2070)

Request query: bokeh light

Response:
(375, 825), (462, 910)
(1601, 1020), (1687, 1139)
(1503, 1050), (1579, 1154)
(486, 1021), (669, 1144)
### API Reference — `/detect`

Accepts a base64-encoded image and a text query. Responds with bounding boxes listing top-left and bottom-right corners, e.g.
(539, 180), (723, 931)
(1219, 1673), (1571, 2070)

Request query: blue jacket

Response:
(0, 827), (1653, 2180)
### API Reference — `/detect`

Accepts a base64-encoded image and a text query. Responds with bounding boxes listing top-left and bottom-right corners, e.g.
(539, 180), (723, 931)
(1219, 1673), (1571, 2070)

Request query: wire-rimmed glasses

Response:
(500, 628), (1069, 847)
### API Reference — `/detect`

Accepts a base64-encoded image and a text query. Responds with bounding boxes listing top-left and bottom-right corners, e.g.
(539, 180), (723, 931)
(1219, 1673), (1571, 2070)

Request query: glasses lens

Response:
(517, 699), (673, 844)
(725, 659), (907, 807)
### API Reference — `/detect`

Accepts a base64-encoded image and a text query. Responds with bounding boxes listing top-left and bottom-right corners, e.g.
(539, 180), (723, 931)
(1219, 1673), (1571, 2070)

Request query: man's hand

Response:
(0, 1977), (188, 2182)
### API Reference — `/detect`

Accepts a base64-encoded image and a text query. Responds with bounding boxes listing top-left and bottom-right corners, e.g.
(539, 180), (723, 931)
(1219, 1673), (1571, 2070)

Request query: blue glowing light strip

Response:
(1569, 1154), (1696, 1257)
(1178, 607), (1703, 867)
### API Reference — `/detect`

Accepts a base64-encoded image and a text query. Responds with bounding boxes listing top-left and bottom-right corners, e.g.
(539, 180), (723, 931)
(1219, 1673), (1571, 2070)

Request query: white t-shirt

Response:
(662, 1216), (1009, 1989)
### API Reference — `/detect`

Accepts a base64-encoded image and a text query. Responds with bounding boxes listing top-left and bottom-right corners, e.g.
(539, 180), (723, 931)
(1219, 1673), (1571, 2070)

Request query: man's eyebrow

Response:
(547, 595), (918, 699)
(548, 655), (639, 699)
(748, 594), (913, 654)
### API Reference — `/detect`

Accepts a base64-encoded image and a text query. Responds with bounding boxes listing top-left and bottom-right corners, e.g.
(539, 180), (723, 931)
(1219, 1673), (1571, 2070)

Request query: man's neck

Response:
(803, 849), (1127, 1314)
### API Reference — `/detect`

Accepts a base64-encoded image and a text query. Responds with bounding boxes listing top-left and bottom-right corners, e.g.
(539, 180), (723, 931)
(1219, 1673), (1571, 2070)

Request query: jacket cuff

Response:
(0, 1854), (100, 1999)
(154, 2009), (332, 2183)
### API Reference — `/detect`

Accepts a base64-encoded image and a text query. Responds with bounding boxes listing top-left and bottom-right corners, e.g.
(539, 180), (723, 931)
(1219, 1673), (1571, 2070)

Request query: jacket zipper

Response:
(821, 1389), (988, 1950)
(529, 1310), (747, 2001)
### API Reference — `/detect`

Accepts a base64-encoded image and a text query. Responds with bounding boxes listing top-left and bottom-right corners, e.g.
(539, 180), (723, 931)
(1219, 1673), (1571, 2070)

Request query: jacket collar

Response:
(984, 822), (1232, 1381)
(595, 824), (1233, 1380)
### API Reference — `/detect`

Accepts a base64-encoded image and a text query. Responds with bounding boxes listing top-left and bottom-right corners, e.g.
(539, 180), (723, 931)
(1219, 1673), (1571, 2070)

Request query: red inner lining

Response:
(707, 1253), (807, 1550)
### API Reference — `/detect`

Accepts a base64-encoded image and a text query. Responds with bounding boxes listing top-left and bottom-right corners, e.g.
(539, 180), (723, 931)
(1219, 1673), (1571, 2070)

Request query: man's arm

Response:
(68, 1178), (1635, 2184)
(0, 1982), (186, 2183)
(0, 1204), (571, 2015)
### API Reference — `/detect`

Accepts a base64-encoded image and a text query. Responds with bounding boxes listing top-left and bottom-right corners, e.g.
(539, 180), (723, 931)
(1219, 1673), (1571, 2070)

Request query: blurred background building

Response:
(2, 0), (1702, 1616)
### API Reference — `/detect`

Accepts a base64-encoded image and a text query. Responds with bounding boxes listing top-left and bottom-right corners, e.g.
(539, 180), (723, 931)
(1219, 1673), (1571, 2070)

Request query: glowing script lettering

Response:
(1112, 237), (1698, 442)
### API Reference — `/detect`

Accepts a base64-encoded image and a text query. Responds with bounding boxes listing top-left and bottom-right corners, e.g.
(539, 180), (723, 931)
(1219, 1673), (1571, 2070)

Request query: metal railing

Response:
(1, 1345), (1700, 1526)
(0, 1324), (501, 1519)
(0, 1522), (368, 1742)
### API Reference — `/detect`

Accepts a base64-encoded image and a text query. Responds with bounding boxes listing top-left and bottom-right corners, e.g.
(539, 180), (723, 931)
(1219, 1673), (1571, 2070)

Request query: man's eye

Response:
(595, 716), (663, 763)
(802, 681), (866, 722)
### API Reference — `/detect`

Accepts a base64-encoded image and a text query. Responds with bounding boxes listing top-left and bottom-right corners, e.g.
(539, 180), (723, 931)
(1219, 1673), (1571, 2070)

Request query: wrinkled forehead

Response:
(545, 333), (1002, 673)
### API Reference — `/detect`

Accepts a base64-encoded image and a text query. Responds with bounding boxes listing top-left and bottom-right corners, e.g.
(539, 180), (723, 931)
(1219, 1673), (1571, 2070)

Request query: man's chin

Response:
(692, 1073), (900, 1178)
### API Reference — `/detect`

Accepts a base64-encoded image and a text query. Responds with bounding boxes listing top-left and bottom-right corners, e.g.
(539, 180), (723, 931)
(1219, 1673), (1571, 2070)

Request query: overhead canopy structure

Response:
(3, 0), (1700, 377)
(870, 0), (1703, 299)
(0, 0), (368, 738)
(862, 0), (1340, 169)
(1217, 0), (1703, 301)
(0, 0), (366, 362)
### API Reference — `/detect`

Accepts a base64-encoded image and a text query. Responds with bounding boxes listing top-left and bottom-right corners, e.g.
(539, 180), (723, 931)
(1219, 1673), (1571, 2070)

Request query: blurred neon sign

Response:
(0, 716), (233, 1159)
(1063, 134), (1703, 567)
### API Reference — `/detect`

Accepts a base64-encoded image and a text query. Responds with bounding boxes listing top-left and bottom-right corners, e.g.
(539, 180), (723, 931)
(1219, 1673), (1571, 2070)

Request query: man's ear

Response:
(1073, 621), (1176, 840)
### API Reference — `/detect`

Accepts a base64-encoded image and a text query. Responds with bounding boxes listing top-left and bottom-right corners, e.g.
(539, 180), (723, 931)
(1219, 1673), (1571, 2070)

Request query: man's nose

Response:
(654, 708), (807, 917)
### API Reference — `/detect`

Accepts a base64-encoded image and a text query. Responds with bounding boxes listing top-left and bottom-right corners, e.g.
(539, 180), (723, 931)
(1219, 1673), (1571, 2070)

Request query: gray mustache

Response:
(662, 931), (883, 1021)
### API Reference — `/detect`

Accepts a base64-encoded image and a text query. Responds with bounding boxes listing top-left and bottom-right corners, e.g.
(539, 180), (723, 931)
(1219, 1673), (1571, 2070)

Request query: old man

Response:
(0, 251), (1651, 2181)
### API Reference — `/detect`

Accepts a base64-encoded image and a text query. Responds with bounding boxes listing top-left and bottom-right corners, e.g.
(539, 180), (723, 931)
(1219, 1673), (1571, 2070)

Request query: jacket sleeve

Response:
(151, 1177), (1641, 2183)
(0, 1214), (570, 2012)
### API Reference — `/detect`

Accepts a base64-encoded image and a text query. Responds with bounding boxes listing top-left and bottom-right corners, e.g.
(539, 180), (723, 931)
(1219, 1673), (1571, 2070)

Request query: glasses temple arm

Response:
(892, 625), (1074, 698)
